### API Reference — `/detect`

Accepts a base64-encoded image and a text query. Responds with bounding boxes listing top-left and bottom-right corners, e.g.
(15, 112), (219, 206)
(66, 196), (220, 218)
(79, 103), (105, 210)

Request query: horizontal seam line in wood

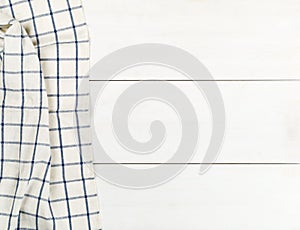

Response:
(93, 163), (300, 165)
(89, 79), (300, 82)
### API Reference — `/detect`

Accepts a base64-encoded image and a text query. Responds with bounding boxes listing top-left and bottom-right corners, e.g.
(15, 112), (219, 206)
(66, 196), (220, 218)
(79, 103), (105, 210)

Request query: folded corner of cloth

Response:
(0, 1), (102, 229)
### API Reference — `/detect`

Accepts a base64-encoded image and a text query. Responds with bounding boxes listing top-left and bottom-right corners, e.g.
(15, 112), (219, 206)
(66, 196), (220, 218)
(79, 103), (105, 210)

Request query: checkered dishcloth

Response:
(0, 0), (101, 229)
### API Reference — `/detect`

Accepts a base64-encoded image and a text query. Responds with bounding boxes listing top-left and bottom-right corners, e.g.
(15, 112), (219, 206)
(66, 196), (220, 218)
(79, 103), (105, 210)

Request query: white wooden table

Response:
(83, 0), (300, 228)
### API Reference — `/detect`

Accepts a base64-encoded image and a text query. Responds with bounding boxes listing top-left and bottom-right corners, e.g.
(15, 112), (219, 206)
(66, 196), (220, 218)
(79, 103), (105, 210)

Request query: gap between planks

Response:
(93, 163), (300, 165)
(89, 79), (300, 82)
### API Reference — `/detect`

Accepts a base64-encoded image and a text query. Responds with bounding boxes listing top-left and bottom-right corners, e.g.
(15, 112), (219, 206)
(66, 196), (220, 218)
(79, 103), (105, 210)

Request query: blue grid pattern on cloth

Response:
(0, 0), (101, 229)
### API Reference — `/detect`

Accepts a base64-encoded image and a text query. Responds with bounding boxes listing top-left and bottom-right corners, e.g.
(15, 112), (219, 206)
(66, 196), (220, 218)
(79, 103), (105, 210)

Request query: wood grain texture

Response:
(82, 0), (300, 228)
(95, 164), (300, 230)
(90, 81), (300, 163)
(83, 0), (300, 80)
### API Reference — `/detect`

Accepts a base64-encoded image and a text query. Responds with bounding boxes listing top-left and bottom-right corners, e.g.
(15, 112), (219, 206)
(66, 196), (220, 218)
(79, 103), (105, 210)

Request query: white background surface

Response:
(82, 0), (300, 229)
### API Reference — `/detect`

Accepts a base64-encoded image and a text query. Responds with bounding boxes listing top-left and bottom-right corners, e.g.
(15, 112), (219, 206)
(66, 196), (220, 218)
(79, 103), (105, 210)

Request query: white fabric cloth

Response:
(0, 0), (101, 229)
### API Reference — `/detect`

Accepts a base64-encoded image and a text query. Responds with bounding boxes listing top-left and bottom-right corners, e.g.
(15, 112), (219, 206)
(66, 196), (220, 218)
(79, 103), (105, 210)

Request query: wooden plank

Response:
(83, 0), (300, 80)
(90, 81), (300, 163)
(94, 164), (300, 230)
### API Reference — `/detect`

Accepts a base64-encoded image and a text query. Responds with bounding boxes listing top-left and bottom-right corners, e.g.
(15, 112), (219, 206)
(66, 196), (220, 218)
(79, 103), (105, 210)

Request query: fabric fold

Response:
(0, 12), (54, 229)
(0, 0), (101, 229)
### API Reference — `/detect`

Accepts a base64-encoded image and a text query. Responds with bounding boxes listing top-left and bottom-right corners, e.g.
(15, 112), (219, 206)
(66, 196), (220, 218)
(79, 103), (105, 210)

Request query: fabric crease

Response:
(0, 0), (101, 229)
